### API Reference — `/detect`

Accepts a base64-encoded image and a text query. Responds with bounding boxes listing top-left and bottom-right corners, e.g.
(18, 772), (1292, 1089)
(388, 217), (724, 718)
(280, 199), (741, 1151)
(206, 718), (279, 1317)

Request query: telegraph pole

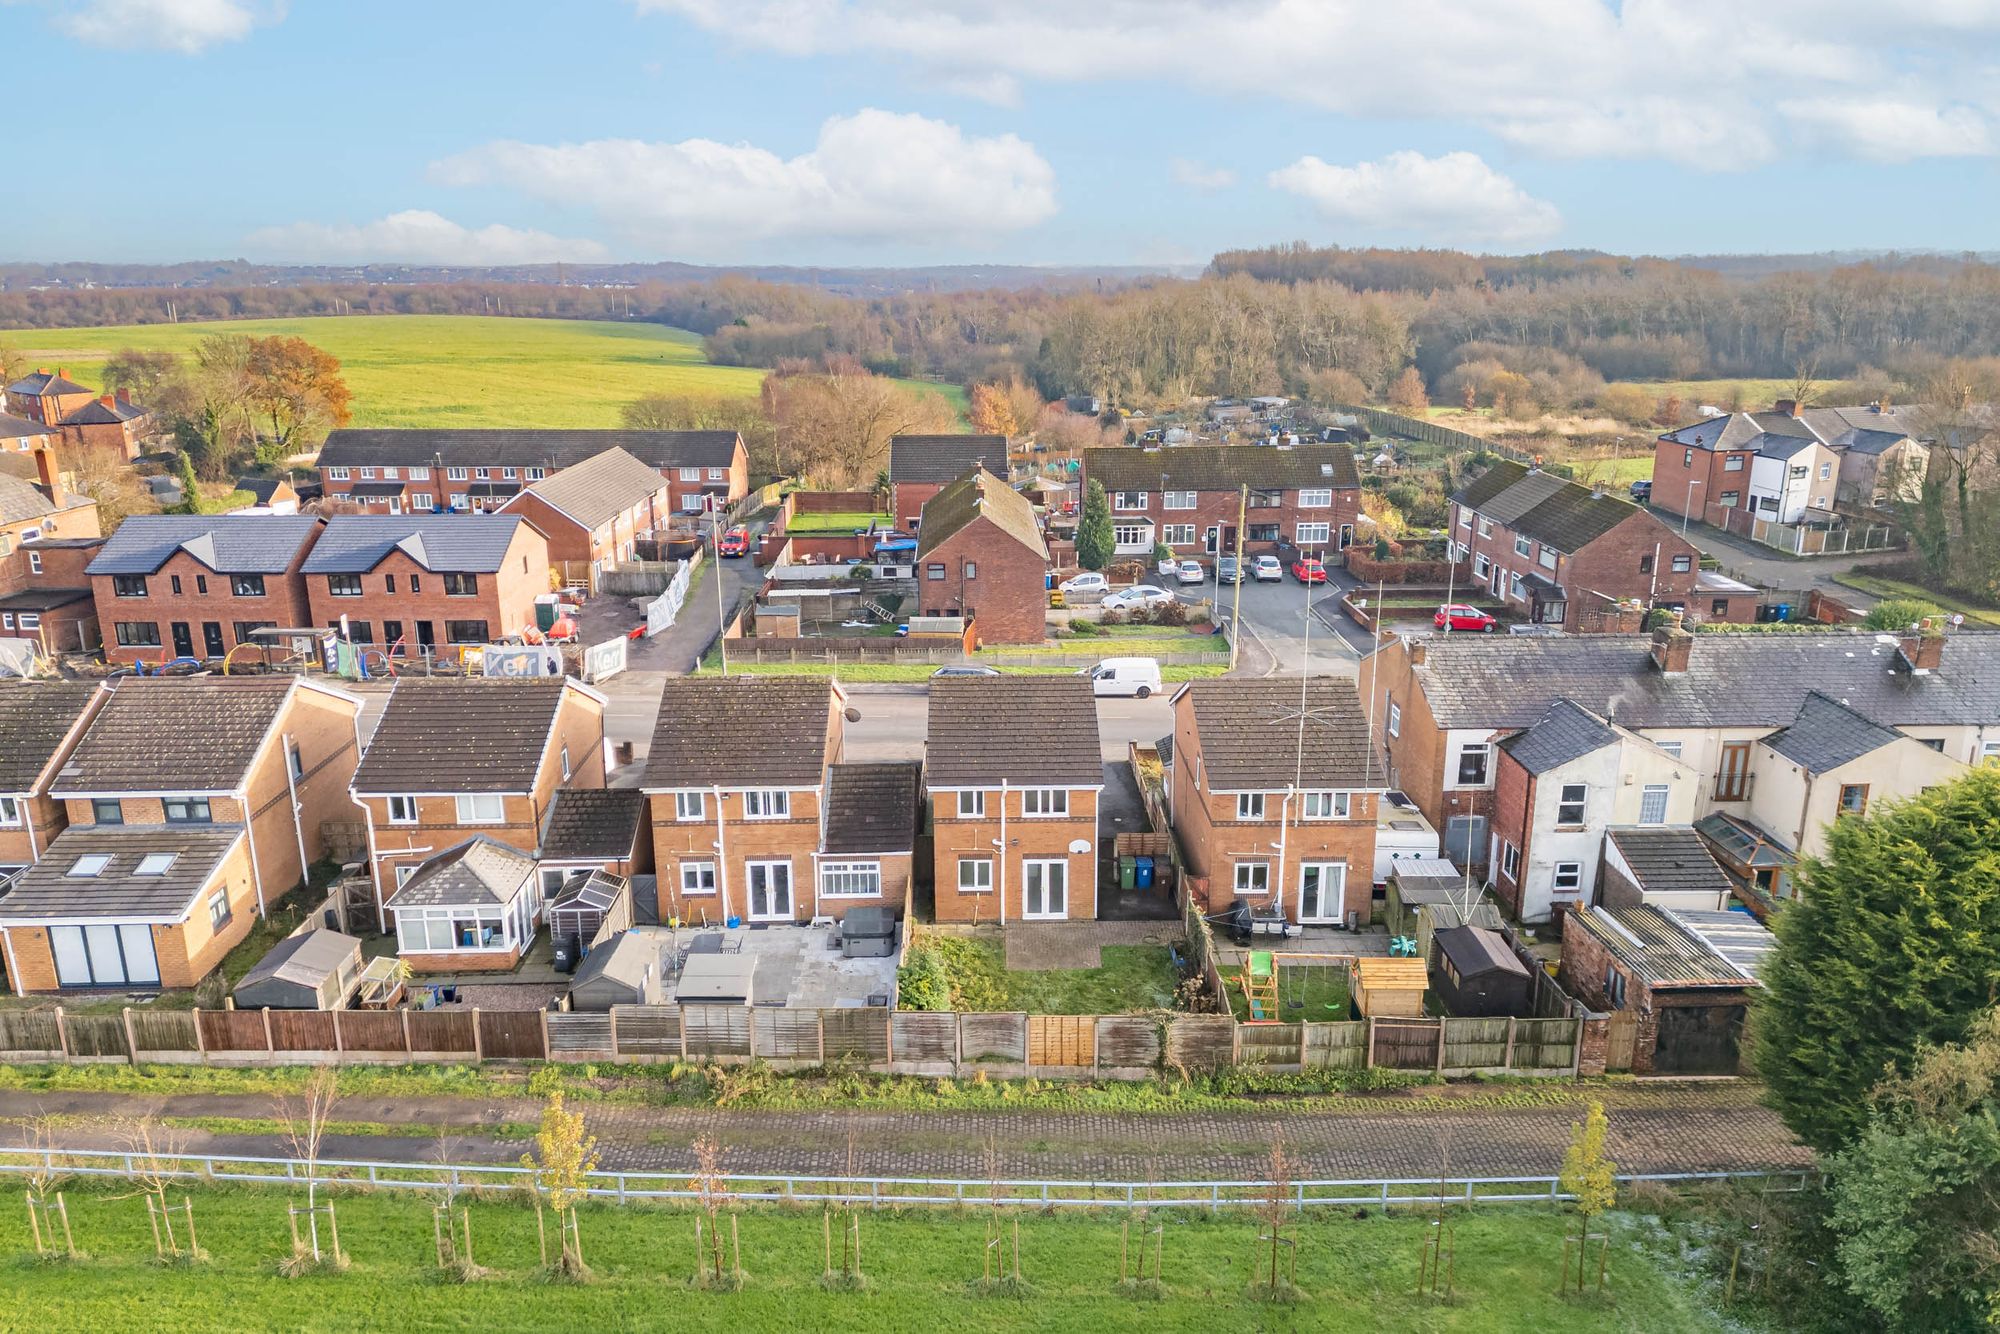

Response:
(1229, 483), (1248, 670)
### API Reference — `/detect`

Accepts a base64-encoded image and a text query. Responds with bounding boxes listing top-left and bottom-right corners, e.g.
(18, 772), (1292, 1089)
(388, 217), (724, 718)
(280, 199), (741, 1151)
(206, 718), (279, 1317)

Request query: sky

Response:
(10, 0), (2000, 268)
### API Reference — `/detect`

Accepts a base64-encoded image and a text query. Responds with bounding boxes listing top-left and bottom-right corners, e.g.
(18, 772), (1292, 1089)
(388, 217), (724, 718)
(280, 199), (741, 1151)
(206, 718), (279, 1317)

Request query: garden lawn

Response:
(784, 512), (895, 534)
(924, 937), (1181, 1014)
(1226, 962), (1351, 1023)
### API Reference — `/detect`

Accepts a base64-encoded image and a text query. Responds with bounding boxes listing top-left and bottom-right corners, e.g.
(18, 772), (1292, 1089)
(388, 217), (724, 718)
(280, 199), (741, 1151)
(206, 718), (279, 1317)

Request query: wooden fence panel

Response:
(611, 1006), (681, 1057)
(1165, 1016), (1236, 1071)
(1511, 1017), (1578, 1071)
(1094, 1016), (1160, 1071)
(753, 1009), (821, 1062)
(0, 1010), (61, 1054)
(890, 1012), (956, 1064)
(1301, 1021), (1366, 1070)
(547, 1013), (614, 1057)
(335, 1011), (407, 1054)
(821, 1008), (890, 1063)
(405, 1010), (476, 1054)
(956, 1013), (1026, 1065)
(1027, 1015), (1094, 1068)
(1441, 1017), (1510, 1071)
(62, 1014), (129, 1058)
(683, 1006), (751, 1059)
(1236, 1021), (1303, 1068)
(478, 1011), (548, 1060)
(128, 1010), (199, 1054)
(197, 1010), (268, 1053)
(270, 1010), (338, 1052)
(1371, 1019), (1441, 1070)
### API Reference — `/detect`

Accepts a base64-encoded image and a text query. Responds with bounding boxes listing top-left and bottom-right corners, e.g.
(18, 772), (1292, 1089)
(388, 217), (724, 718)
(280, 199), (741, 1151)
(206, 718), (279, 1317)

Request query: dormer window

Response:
(163, 796), (212, 824)
(67, 854), (111, 877)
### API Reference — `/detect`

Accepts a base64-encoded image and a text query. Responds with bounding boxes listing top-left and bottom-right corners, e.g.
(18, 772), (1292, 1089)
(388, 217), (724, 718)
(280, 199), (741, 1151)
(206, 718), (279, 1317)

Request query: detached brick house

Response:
(0, 450), (102, 654)
(928, 678), (1102, 923)
(890, 434), (1008, 531)
(87, 515), (322, 665)
(0, 683), (108, 886)
(61, 392), (154, 459)
(498, 446), (674, 587)
(1170, 678), (1383, 925)
(0, 676), (362, 993)
(4, 369), (95, 428)
(316, 429), (748, 516)
(1079, 443), (1360, 560)
(301, 514), (549, 655)
(914, 468), (1049, 644)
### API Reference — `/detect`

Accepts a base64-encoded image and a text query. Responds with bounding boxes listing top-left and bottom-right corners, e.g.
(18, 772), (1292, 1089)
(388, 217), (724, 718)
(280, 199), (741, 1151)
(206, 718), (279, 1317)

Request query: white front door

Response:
(1298, 862), (1346, 924)
(1022, 859), (1068, 920)
(388, 497), (404, 515)
(746, 860), (793, 921)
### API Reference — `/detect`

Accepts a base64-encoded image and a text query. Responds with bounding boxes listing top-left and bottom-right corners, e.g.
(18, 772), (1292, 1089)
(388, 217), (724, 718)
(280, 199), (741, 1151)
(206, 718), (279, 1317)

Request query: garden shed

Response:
(567, 931), (663, 1011)
(1432, 925), (1532, 1017)
(1351, 956), (1428, 1018)
(547, 870), (630, 948)
(234, 928), (364, 1011)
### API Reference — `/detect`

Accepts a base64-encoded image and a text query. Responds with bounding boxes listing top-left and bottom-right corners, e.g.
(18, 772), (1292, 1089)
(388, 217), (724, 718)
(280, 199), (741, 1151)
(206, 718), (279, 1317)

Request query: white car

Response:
(1176, 560), (1206, 586)
(1103, 584), (1176, 612)
(1059, 571), (1109, 596)
(1250, 555), (1283, 582)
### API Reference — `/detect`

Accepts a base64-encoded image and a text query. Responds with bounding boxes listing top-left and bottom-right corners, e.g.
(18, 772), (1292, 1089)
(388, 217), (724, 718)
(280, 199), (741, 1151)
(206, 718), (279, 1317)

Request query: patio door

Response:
(1022, 859), (1067, 920)
(746, 860), (793, 921)
(1298, 862), (1345, 924)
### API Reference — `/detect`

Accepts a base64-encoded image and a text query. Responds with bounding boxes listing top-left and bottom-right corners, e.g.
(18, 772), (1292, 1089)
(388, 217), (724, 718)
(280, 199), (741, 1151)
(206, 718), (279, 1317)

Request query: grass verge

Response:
(1834, 569), (2000, 628)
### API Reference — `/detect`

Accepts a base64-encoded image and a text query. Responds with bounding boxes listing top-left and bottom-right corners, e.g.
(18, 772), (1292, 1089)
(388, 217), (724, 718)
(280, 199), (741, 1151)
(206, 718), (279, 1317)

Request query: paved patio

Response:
(1212, 924), (1393, 971)
(1002, 919), (1183, 970)
(653, 923), (897, 1008)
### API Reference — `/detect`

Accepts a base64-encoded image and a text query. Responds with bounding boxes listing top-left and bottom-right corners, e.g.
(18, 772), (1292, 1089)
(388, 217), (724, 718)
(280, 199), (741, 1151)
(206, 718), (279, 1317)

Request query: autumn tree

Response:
(1650, 395), (1685, 428)
(1558, 1101), (1617, 1292)
(1385, 367), (1429, 414)
(66, 443), (156, 533)
(246, 336), (352, 458)
(155, 334), (257, 481)
(522, 1091), (599, 1278)
(1302, 366), (1369, 406)
(760, 358), (956, 490)
(621, 392), (776, 473)
(968, 382), (1019, 438)
(100, 347), (181, 401)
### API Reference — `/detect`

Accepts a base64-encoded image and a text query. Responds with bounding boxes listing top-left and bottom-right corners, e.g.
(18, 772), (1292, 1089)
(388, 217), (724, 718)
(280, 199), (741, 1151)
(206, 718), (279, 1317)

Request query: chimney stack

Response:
(1774, 399), (1799, 418)
(115, 388), (131, 405)
(1897, 618), (1946, 675)
(55, 367), (68, 382)
(33, 445), (64, 509)
(1407, 638), (1427, 666)
(99, 394), (114, 409)
(1649, 613), (1692, 674)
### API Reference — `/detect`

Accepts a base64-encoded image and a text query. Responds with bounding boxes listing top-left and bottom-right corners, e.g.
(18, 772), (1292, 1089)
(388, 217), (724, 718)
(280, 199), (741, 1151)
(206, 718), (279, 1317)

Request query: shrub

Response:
(1067, 618), (1100, 636)
(1863, 597), (1945, 631)
(895, 944), (951, 1012)
(1153, 599), (1189, 627)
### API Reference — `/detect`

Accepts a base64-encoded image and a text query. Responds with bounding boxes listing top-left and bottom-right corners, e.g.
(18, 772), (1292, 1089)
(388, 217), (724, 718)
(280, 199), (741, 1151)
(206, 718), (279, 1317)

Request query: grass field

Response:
(2, 315), (967, 429)
(0, 1181), (1731, 1332)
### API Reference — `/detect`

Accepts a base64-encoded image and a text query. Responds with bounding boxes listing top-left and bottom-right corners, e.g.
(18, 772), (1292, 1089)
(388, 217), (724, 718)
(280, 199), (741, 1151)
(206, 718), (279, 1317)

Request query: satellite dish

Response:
(1068, 839), (1091, 855)
(843, 707), (862, 722)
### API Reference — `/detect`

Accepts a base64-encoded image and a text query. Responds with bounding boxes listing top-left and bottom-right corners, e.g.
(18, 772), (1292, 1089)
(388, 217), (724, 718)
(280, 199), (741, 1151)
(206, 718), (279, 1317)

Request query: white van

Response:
(1082, 657), (1163, 699)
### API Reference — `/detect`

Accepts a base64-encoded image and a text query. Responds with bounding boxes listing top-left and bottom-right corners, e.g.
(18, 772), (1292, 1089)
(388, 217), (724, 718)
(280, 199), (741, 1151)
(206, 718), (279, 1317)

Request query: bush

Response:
(895, 944), (951, 1012)
(1152, 599), (1189, 627)
(1863, 597), (1945, 631)
(1067, 618), (1100, 636)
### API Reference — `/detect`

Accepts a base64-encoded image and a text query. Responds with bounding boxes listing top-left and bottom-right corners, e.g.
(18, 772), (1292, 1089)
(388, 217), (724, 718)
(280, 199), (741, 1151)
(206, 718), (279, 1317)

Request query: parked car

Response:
(1250, 555), (1283, 582)
(1060, 571), (1109, 596)
(1176, 560), (1206, 586)
(1103, 584), (1176, 612)
(932, 664), (1002, 678)
(1291, 556), (1328, 584)
(1435, 603), (1499, 632)
(1216, 555), (1243, 584)
(1630, 479), (1652, 502)
(1081, 657), (1163, 698)
(716, 526), (750, 557)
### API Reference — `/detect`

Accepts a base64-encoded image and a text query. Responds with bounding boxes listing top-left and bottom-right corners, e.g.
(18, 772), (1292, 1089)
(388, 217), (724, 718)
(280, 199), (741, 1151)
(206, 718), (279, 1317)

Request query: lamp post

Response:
(1681, 480), (1703, 537)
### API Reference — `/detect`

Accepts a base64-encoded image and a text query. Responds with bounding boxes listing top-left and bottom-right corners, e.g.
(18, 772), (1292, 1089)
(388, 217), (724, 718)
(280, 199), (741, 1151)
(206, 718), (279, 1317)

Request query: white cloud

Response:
(243, 210), (607, 265)
(54, 0), (278, 53)
(1169, 158), (1236, 193)
(431, 109), (1058, 255)
(1780, 98), (1992, 160)
(1268, 150), (1562, 247)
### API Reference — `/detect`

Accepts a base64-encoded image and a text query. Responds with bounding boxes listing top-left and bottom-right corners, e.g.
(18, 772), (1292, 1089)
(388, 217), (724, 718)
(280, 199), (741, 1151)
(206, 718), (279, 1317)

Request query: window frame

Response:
(679, 861), (718, 897)
(1235, 792), (1266, 820)
(1553, 861), (1584, 893)
(1455, 743), (1491, 787)
(674, 791), (705, 822)
(1555, 783), (1587, 826)
(742, 789), (790, 819)
(956, 857), (993, 893)
(386, 795), (419, 825)
(111, 574), (148, 598)
(1639, 783), (1670, 826)
(818, 860), (883, 899)
(1233, 861), (1270, 896)
(162, 796), (212, 824)
(1297, 487), (1333, 508)
(956, 790), (985, 818)
(454, 793), (507, 825)
(1302, 790), (1350, 820)
(1021, 787), (1069, 817)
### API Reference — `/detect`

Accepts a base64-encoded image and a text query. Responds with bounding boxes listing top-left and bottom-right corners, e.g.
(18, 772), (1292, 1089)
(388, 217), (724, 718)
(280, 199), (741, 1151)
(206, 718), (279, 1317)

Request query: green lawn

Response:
(916, 937), (1181, 1014)
(786, 511), (894, 534)
(1226, 962), (1351, 1023)
(0, 1182), (1730, 1333)
(1835, 570), (2000, 628)
(698, 653), (1230, 683)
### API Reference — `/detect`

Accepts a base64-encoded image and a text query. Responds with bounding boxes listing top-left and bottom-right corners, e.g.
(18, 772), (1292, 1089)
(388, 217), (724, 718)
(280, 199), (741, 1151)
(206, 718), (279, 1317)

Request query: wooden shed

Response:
(1431, 925), (1532, 1017)
(1351, 956), (1428, 1018)
(566, 932), (663, 1011)
(234, 929), (364, 1011)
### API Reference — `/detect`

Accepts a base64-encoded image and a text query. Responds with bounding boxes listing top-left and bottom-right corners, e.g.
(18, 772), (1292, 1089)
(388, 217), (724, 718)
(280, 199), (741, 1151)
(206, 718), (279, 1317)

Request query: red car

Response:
(716, 526), (751, 557)
(1291, 556), (1328, 584)
(1435, 603), (1498, 632)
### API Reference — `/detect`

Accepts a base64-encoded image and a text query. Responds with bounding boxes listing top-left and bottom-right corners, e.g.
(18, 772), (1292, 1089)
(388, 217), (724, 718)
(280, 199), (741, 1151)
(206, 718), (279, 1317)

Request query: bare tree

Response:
(689, 1133), (736, 1287)
(1251, 1133), (1297, 1298)
(21, 1114), (78, 1258)
(117, 1117), (200, 1261)
(274, 1067), (343, 1267)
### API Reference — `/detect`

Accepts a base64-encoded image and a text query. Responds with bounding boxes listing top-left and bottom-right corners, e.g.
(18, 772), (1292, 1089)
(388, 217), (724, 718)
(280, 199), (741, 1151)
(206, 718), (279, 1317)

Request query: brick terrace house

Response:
(349, 676), (608, 915)
(889, 434), (1008, 531)
(0, 410), (61, 461)
(0, 450), (103, 654)
(1079, 443), (1361, 561)
(928, 677), (1103, 923)
(498, 446), (674, 587)
(61, 392), (154, 459)
(0, 683), (108, 886)
(913, 468), (1049, 644)
(315, 429), (748, 516)
(1653, 403), (1844, 528)
(4, 369), (95, 428)
(301, 514), (549, 655)
(1169, 678), (1383, 925)
(0, 676), (362, 993)
(87, 515), (322, 665)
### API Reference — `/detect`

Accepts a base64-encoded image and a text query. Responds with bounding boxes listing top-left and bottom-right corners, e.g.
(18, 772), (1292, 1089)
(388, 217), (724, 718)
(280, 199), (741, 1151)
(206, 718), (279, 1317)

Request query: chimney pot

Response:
(99, 394), (114, 408)
(1407, 638), (1427, 666)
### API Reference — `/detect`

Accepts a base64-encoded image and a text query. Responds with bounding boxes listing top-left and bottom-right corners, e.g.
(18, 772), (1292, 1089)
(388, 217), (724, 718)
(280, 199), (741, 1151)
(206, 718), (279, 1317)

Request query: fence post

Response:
(192, 1007), (207, 1061)
(608, 1006), (620, 1062)
(815, 1010), (826, 1066)
(1434, 1018), (1447, 1075)
(471, 1008), (484, 1064)
(678, 1005), (689, 1061)
(1503, 1016), (1517, 1070)
(333, 1009), (345, 1056)
(1363, 1015), (1375, 1069)
(122, 1006), (138, 1066)
(1569, 1018), (1583, 1078)
(399, 1008), (412, 1054)
(539, 1009), (551, 1061)
(261, 1007), (275, 1054)
(53, 1006), (68, 1063)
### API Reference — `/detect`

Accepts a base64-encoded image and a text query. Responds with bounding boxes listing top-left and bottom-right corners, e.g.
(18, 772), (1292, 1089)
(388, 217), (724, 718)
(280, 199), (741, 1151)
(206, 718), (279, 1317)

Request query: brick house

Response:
(1653, 403), (1843, 528)
(913, 468), (1049, 644)
(927, 677), (1102, 924)
(233, 476), (301, 514)
(301, 514), (549, 655)
(87, 515), (322, 665)
(349, 676), (609, 917)
(60, 392), (154, 460)
(0, 676), (363, 994)
(1079, 443), (1360, 561)
(1560, 903), (1772, 1075)
(1169, 678), (1383, 925)
(890, 434), (1008, 531)
(1450, 459), (1713, 629)
(315, 429), (748, 516)
(3, 369), (95, 428)
(497, 446), (674, 588)
(0, 683), (108, 886)
(0, 410), (60, 459)
(0, 450), (102, 654)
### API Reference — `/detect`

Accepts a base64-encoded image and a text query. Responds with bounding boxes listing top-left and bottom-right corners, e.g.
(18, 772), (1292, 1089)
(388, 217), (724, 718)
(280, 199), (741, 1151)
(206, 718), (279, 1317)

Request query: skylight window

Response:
(135, 853), (178, 876)
(68, 854), (112, 877)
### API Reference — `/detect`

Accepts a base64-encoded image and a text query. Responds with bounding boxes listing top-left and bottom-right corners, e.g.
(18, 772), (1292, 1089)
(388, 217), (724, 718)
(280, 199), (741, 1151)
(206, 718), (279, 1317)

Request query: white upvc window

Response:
(1163, 490), (1196, 509)
(1455, 743), (1491, 787)
(1234, 861), (1270, 895)
(27, 551), (41, 574)
(526, 467), (546, 481)
(819, 860), (882, 899)
(707, 467), (725, 480)
(475, 467), (490, 480)
(326, 466), (351, 481)
(414, 493), (435, 510)
(501, 467), (517, 480)
(1477, 517), (1493, 537)
(1296, 522), (1331, 545)
(1553, 861), (1584, 893)
(360, 467), (377, 480)
(1514, 535), (1531, 557)
(386, 795), (418, 825)
(675, 791), (705, 821)
(0, 796), (20, 827)
(1387, 702), (1401, 737)
(1302, 790), (1349, 820)
(1022, 788), (1068, 817)
(382, 466), (399, 480)
(1500, 840), (1520, 880)
(454, 793), (506, 824)
(1162, 524), (1196, 546)
(447, 466), (469, 481)
(1113, 491), (1148, 511)
(409, 465), (431, 480)
(1556, 783), (1587, 825)
(1509, 573), (1526, 601)
(1474, 554), (1492, 579)
(956, 790), (985, 818)
(395, 903), (517, 954)
(743, 789), (789, 819)
(679, 861), (717, 896)
(1639, 784), (1670, 826)
(1236, 792), (1265, 819)
(1298, 488), (1333, 508)
(1458, 507), (1471, 529)
(1538, 547), (1557, 570)
(956, 857), (993, 893)
(1113, 524), (1151, 549)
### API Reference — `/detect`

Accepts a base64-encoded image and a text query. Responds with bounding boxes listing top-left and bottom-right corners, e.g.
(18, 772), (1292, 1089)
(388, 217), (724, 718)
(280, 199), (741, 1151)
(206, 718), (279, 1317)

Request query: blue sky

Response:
(11, 0), (2000, 266)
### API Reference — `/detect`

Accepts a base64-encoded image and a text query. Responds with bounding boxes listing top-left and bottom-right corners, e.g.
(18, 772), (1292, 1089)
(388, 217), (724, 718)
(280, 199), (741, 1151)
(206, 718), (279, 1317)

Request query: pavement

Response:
(1643, 504), (1888, 600)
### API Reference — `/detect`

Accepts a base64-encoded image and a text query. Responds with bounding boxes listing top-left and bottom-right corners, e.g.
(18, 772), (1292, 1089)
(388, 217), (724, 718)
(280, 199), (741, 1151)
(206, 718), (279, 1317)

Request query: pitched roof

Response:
(55, 677), (302, 794)
(926, 677), (1102, 787)
(5, 371), (91, 398)
(234, 476), (292, 504)
(0, 682), (99, 792)
(540, 787), (648, 861)
(238, 928), (361, 990)
(353, 678), (575, 795)
(570, 929), (660, 992)
(1569, 903), (1766, 988)
(822, 762), (922, 853)
(300, 515), (529, 574)
(0, 472), (62, 526)
(318, 429), (741, 472)
(87, 515), (322, 575)
(1082, 443), (1359, 493)
(1435, 925), (1529, 978)
(384, 835), (536, 909)
(915, 468), (1047, 561)
(505, 447), (668, 532)
(1397, 630), (2000, 730)
(60, 397), (150, 426)
(1498, 699), (1619, 774)
(0, 411), (58, 440)
(1177, 678), (1379, 789)
(1606, 828), (1734, 900)
(643, 677), (836, 789)
(1451, 459), (1652, 554)
(1759, 690), (1903, 773)
(0, 822), (243, 922)
(890, 434), (1008, 485)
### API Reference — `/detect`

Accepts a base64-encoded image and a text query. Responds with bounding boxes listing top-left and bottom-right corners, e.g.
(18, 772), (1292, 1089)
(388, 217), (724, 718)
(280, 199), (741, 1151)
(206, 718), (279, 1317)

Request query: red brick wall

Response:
(322, 443), (747, 518)
(1650, 439), (1748, 529)
(1561, 510), (1700, 622)
(649, 790), (828, 924)
(1488, 751), (1534, 919)
(893, 482), (943, 531)
(930, 789), (1098, 923)
(917, 516), (1046, 645)
(94, 544), (318, 665)
(303, 523), (549, 649)
(1089, 486), (1361, 557)
(504, 484), (672, 570)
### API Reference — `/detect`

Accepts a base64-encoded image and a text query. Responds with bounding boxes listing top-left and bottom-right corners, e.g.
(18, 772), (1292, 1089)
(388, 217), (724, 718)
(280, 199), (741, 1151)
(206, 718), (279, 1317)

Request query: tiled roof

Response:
(1606, 828), (1733, 899)
(1179, 678), (1379, 789)
(890, 434), (1008, 485)
(1569, 903), (1765, 988)
(822, 762), (922, 853)
(540, 787), (648, 861)
(318, 429), (742, 471)
(915, 469), (1047, 561)
(238, 928), (360, 990)
(926, 677), (1102, 787)
(86, 515), (323, 575)
(507, 447), (668, 532)
(1759, 691), (1903, 773)
(5, 371), (91, 398)
(0, 682), (99, 792)
(60, 398), (150, 426)
(0, 822), (243, 922)
(0, 411), (57, 440)
(0, 473), (62, 526)
(55, 677), (302, 794)
(643, 677), (835, 789)
(1399, 630), (2000, 730)
(384, 835), (535, 909)
(1451, 460), (1650, 554)
(1435, 925), (1528, 978)
(301, 515), (528, 574)
(234, 477), (291, 504)
(1082, 443), (1359, 493)
(1498, 699), (1618, 774)
(353, 678), (573, 795)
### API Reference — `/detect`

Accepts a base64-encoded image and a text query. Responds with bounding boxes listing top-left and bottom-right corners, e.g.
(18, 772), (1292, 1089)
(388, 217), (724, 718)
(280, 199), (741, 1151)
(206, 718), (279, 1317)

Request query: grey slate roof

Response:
(1399, 630), (2000, 730)
(0, 822), (243, 922)
(1606, 828), (1733, 899)
(353, 678), (572, 795)
(890, 434), (1008, 485)
(0, 411), (59, 440)
(643, 678), (834, 789)
(1452, 460), (1650, 554)
(0, 682), (99, 792)
(1082, 443), (1359, 493)
(301, 515), (527, 574)
(822, 762), (922, 853)
(234, 477), (291, 504)
(1760, 691), (1902, 773)
(0, 473), (63, 526)
(540, 787), (648, 861)
(1571, 903), (1764, 988)
(915, 468), (1047, 561)
(508, 447), (667, 532)
(1498, 699), (1619, 774)
(318, 429), (741, 472)
(6, 371), (91, 398)
(1179, 678), (1380, 789)
(60, 398), (149, 426)
(55, 677), (299, 794)
(926, 677), (1102, 787)
(384, 835), (536, 909)
(87, 515), (322, 576)
(570, 930), (660, 993)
